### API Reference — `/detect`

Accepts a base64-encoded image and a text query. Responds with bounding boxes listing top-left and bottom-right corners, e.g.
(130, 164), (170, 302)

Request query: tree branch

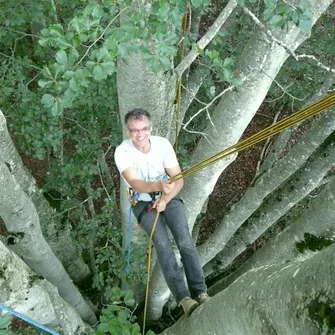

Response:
(242, 5), (335, 73)
(175, 0), (238, 77)
(296, 54), (335, 73)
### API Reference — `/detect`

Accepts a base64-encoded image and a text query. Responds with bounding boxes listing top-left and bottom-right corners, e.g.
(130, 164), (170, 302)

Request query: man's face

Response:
(126, 116), (152, 148)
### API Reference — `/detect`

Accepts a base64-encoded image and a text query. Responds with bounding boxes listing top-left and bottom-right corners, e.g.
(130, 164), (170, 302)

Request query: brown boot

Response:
(179, 297), (199, 316)
(197, 293), (210, 305)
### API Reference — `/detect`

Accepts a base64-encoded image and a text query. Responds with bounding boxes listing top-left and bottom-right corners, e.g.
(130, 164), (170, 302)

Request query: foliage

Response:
(93, 288), (155, 335)
(307, 294), (335, 334)
(295, 233), (333, 254)
(237, 0), (312, 32)
(0, 314), (43, 335)
(0, 0), (335, 332)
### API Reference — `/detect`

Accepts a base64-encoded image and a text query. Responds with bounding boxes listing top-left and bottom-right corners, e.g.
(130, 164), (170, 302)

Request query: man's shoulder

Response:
(116, 139), (133, 152)
(151, 136), (171, 146)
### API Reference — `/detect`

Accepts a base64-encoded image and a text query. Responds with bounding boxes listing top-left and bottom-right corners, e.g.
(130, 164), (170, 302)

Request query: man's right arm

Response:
(122, 167), (174, 194)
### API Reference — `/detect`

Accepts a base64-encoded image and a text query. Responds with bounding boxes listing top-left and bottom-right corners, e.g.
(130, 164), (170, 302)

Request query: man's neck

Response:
(133, 140), (151, 153)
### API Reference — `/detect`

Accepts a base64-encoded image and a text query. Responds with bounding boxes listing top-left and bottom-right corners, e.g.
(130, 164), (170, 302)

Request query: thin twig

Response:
(52, 198), (90, 217)
(243, 5), (335, 74)
(296, 54), (335, 73)
(98, 164), (111, 201)
(241, 5), (298, 59)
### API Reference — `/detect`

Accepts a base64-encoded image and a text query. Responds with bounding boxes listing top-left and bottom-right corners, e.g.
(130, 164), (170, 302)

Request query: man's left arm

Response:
(164, 165), (184, 204)
(152, 165), (183, 212)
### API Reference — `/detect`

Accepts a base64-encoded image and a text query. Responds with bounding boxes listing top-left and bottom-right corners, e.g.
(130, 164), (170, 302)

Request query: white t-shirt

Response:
(114, 136), (179, 201)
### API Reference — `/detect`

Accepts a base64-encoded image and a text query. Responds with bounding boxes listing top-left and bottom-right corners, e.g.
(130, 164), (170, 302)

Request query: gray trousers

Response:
(132, 197), (206, 304)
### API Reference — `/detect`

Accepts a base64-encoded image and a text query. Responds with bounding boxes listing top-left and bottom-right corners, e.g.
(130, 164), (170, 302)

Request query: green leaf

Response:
(56, 50), (68, 65)
(49, 24), (64, 37)
(223, 57), (234, 67)
(70, 17), (81, 33)
(55, 37), (73, 49)
(0, 314), (12, 329)
(60, 91), (74, 108)
(62, 70), (74, 80)
(38, 79), (54, 89)
(231, 77), (243, 87)
(223, 68), (231, 82)
(41, 94), (55, 108)
(93, 65), (107, 81)
(42, 66), (53, 79)
(191, 0), (208, 7)
(101, 61), (115, 75)
(85, 61), (96, 69)
(69, 78), (80, 91)
(269, 14), (283, 27)
(191, 43), (203, 54)
(264, 0), (276, 7)
(205, 50), (219, 59)
(92, 5), (104, 19)
(51, 99), (64, 116)
(263, 8), (275, 21)
(124, 298), (135, 306)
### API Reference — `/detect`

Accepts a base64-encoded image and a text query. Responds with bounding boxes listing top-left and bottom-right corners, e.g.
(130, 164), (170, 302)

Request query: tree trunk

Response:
(161, 242), (335, 335)
(182, 0), (333, 233)
(0, 241), (90, 334)
(204, 140), (335, 277)
(0, 162), (97, 325)
(257, 72), (335, 175)
(116, 0), (333, 320)
(197, 106), (335, 267)
(210, 174), (335, 295)
(0, 110), (90, 283)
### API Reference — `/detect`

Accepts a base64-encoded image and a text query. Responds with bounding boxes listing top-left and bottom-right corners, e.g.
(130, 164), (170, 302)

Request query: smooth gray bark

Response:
(258, 72), (335, 175)
(183, 0), (333, 235)
(0, 110), (90, 283)
(0, 162), (97, 325)
(210, 174), (335, 295)
(204, 141), (335, 277)
(116, 0), (333, 320)
(197, 106), (335, 267)
(178, 66), (208, 130)
(0, 241), (90, 334)
(116, 3), (178, 314)
(161, 242), (335, 335)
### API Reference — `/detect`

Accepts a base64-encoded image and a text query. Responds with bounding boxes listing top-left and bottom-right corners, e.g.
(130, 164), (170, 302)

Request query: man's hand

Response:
(159, 180), (174, 194)
(153, 198), (166, 212)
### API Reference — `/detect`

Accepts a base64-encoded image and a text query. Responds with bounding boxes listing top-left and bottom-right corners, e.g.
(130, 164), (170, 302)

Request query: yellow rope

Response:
(171, 91), (335, 182)
(141, 91), (335, 333)
(142, 196), (164, 335)
(174, 13), (189, 151)
(142, 13), (189, 335)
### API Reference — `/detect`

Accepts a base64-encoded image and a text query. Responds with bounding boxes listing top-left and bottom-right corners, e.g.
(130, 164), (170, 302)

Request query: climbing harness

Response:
(127, 188), (140, 206)
(0, 303), (61, 335)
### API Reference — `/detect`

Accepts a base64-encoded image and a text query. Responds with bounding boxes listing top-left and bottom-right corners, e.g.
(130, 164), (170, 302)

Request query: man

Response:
(114, 108), (209, 316)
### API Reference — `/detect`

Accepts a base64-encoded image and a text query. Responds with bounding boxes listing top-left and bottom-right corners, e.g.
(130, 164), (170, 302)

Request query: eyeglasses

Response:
(128, 126), (151, 134)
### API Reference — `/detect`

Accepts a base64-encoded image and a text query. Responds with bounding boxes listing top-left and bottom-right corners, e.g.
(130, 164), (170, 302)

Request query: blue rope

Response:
(125, 205), (132, 276)
(0, 303), (61, 335)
